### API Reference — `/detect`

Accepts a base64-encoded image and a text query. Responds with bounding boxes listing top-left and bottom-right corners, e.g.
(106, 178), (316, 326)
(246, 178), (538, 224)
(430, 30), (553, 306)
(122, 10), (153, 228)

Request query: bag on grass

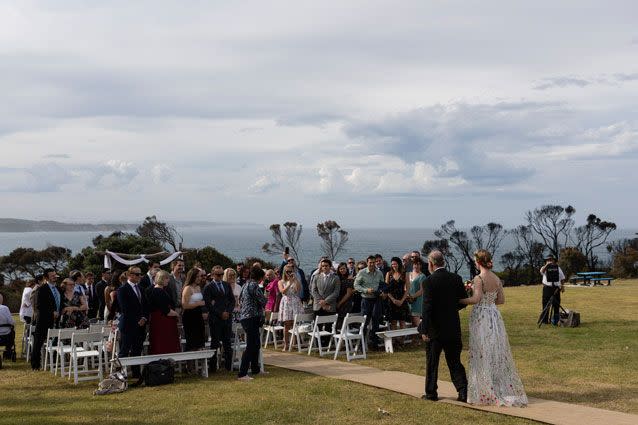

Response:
(559, 309), (580, 327)
(143, 359), (175, 386)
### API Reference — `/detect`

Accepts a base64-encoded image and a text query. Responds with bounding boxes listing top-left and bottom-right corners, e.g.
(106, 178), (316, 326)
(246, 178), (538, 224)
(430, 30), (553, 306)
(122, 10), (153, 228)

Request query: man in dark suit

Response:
(203, 265), (235, 372)
(95, 269), (111, 322)
(139, 261), (161, 294)
(419, 250), (468, 402)
(84, 272), (99, 320)
(31, 268), (61, 370)
(117, 266), (149, 384)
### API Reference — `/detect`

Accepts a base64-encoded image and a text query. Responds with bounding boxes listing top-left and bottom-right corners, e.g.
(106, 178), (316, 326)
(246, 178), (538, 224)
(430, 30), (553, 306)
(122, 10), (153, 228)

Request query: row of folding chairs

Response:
(263, 312), (368, 361)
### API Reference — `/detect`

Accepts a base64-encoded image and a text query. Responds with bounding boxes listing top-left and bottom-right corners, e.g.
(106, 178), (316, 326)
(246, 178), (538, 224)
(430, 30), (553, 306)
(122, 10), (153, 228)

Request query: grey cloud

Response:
(614, 73), (638, 82)
(43, 154), (71, 159)
(0, 163), (74, 193)
(533, 77), (592, 90)
(86, 160), (139, 187)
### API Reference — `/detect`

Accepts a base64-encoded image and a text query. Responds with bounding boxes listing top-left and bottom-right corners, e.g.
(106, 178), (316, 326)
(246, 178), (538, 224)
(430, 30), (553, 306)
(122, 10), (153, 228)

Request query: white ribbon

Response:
(103, 250), (183, 268)
(159, 251), (182, 266)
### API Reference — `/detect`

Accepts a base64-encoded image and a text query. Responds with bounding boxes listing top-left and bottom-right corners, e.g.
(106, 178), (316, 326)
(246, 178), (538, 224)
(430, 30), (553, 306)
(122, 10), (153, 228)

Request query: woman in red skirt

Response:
(148, 270), (181, 354)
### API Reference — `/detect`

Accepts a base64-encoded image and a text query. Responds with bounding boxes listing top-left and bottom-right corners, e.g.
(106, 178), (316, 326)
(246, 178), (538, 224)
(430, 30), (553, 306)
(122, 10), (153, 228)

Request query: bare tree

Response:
(262, 222), (303, 262)
(574, 214), (617, 270)
(136, 215), (183, 251)
(525, 205), (575, 259)
(470, 222), (506, 257)
(422, 239), (463, 274)
(434, 220), (477, 277)
(316, 220), (349, 261)
(510, 224), (546, 284)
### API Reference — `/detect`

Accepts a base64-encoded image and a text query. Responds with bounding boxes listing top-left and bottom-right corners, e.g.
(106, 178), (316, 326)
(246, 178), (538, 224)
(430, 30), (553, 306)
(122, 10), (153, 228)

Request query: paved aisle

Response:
(263, 351), (637, 425)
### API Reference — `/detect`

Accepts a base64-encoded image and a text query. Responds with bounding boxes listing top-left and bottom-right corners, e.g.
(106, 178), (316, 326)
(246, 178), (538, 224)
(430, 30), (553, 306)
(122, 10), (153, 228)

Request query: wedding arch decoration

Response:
(99, 250), (183, 269)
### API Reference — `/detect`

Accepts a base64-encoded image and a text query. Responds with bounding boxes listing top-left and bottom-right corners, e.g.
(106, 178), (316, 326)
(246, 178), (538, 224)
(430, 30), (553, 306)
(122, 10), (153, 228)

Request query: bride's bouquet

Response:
(464, 280), (473, 297)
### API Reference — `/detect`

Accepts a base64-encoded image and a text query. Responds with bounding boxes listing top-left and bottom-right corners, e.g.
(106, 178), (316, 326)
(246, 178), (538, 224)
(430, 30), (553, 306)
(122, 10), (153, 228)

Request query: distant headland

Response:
(0, 218), (137, 233)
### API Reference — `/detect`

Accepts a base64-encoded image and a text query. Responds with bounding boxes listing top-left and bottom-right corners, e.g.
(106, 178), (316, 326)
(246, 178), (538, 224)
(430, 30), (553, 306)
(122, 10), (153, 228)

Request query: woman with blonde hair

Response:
(148, 270), (180, 354)
(223, 268), (241, 321)
(277, 264), (303, 351)
(59, 277), (89, 329)
(460, 249), (528, 407)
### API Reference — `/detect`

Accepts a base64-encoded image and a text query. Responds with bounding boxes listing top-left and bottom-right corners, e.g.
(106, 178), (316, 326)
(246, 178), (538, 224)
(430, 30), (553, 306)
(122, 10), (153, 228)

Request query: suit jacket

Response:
(419, 268), (467, 341)
(117, 283), (149, 333)
(202, 280), (235, 321)
(139, 273), (153, 292)
(167, 274), (183, 309)
(310, 273), (341, 312)
(86, 284), (99, 319)
(35, 283), (60, 330)
(95, 279), (108, 320)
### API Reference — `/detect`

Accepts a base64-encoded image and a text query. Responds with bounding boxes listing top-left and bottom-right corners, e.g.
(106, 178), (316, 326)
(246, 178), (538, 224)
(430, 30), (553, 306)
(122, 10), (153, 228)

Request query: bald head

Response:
(428, 250), (445, 268)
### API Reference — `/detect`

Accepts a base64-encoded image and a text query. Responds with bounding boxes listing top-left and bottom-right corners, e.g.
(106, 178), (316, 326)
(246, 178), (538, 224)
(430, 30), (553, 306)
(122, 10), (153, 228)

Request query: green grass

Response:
(348, 279), (638, 414)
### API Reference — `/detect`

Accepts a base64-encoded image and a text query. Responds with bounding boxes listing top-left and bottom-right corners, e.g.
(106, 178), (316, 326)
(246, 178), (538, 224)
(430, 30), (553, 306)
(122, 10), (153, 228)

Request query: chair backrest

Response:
(71, 332), (104, 345)
(89, 324), (104, 333)
(341, 314), (367, 335)
(314, 314), (338, 325)
(294, 313), (314, 325)
(58, 328), (87, 341)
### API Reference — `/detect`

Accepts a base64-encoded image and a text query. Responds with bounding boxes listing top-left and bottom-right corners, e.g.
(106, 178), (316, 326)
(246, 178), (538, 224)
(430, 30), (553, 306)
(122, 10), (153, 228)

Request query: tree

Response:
(434, 220), (477, 277)
(136, 215), (183, 251)
(422, 239), (463, 274)
(316, 220), (349, 261)
(0, 246), (71, 283)
(573, 214), (617, 270)
(608, 238), (638, 278)
(510, 225), (546, 284)
(526, 205), (575, 259)
(500, 251), (525, 286)
(558, 247), (587, 280)
(470, 222), (506, 258)
(261, 222), (303, 262)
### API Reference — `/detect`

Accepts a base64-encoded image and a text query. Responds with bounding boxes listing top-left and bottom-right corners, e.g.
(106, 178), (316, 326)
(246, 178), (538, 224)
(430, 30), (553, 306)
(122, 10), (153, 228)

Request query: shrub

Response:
(559, 247), (588, 279)
(611, 247), (638, 278)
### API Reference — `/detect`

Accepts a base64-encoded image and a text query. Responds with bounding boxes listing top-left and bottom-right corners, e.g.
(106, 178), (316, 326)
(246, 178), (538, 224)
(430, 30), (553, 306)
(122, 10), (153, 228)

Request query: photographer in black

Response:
(539, 255), (565, 325)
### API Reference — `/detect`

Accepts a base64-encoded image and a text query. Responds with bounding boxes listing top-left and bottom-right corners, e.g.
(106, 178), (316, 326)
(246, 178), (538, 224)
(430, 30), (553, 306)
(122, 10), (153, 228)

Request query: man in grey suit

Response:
(310, 259), (341, 317)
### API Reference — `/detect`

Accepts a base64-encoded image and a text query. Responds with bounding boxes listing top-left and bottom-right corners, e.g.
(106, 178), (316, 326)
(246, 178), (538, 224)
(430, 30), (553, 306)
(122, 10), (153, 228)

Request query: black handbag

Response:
(143, 359), (175, 386)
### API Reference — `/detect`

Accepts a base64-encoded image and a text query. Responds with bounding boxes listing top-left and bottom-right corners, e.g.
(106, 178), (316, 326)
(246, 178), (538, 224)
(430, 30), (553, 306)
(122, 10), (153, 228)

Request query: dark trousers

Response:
(31, 324), (52, 370)
(542, 285), (561, 325)
(210, 317), (233, 371)
(239, 317), (261, 377)
(425, 338), (467, 397)
(361, 297), (381, 347)
(119, 326), (146, 378)
(0, 329), (16, 356)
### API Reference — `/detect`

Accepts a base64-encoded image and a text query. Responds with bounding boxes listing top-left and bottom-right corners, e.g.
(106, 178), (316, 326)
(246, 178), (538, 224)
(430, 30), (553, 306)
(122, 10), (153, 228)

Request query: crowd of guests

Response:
(17, 250), (432, 381)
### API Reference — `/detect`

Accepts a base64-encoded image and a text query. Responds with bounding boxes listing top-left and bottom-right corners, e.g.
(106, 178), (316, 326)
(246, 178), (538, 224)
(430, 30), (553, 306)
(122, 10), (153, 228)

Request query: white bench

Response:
(375, 327), (419, 353)
(112, 349), (217, 378)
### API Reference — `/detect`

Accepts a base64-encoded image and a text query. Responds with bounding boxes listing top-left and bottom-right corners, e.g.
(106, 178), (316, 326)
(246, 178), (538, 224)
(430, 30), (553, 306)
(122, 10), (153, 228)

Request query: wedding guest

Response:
(70, 270), (87, 298)
(223, 268), (241, 321)
(354, 255), (385, 350)
(203, 265), (235, 371)
(31, 269), (61, 370)
(168, 259), (185, 312)
(310, 258), (340, 317)
(237, 266), (267, 381)
(407, 259), (426, 328)
(350, 261), (367, 313)
(278, 256), (309, 302)
(346, 258), (356, 278)
(238, 265), (250, 287)
(278, 264), (303, 351)
(117, 266), (149, 385)
(105, 272), (124, 322)
(140, 261), (161, 293)
(95, 269), (111, 321)
(181, 268), (207, 351)
(235, 262), (245, 283)
(264, 269), (279, 319)
(0, 294), (16, 360)
(84, 272), (99, 320)
(385, 257), (409, 331)
(335, 262), (354, 328)
(19, 279), (37, 324)
(147, 270), (180, 355)
(59, 277), (89, 329)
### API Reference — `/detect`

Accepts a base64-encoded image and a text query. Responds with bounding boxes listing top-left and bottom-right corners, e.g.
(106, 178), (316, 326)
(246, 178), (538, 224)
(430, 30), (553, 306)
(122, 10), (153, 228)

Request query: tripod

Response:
(537, 287), (567, 328)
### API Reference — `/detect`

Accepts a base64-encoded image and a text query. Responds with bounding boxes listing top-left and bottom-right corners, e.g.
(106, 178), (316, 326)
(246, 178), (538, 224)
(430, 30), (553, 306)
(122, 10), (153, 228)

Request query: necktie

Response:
(51, 285), (60, 311)
(134, 284), (141, 302)
(217, 281), (224, 294)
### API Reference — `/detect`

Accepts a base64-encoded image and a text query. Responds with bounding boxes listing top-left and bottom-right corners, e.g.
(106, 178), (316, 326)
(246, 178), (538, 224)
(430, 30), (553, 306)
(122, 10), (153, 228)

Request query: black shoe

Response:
(457, 390), (467, 402)
(421, 394), (439, 401)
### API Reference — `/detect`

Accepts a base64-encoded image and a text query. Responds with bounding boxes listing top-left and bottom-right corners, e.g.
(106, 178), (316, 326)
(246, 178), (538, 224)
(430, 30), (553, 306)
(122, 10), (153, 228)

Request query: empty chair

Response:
(333, 314), (367, 361)
(307, 314), (338, 357)
(54, 328), (88, 377)
(287, 313), (314, 352)
(263, 311), (285, 349)
(68, 331), (104, 384)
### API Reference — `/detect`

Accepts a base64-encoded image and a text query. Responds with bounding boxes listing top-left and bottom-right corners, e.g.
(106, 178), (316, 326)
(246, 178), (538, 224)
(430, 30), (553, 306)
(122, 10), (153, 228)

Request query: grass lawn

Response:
(349, 278), (638, 414)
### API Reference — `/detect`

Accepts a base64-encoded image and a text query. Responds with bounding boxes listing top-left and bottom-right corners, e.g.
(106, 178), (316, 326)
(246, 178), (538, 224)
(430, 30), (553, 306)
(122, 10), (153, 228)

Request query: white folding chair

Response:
(231, 322), (264, 373)
(288, 313), (314, 352)
(68, 332), (104, 384)
(307, 314), (338, 357)
(89, 324), (105, 333)
(53, 328), (88, 377)
(42, 328), (58, 372)
(263, 311), (285, 349)
(25, 324), (36, 361)
(333, 314), (367, 361)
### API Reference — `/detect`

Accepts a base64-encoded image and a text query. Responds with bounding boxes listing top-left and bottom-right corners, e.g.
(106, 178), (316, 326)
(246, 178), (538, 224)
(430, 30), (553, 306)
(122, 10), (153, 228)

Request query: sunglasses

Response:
(286, 271), (294, 274)
(129, 272), (142, 276)
(213, 273), (223, 277)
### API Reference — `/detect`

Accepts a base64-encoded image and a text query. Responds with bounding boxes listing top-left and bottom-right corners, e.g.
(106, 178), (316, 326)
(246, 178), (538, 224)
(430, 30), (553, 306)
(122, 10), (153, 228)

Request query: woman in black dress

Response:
(181, 268), (207, 351)
(385, 257), (410, 331)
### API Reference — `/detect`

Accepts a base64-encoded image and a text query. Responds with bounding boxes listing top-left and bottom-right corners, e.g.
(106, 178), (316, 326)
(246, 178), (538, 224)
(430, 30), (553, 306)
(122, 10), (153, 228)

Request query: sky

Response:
(1, 1), (637, 229)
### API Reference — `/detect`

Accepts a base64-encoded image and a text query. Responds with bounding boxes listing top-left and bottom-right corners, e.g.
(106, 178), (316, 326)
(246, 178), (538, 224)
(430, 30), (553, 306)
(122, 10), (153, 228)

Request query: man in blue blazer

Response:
(203, 265), (235, 371)
(117, 266), (149, 384)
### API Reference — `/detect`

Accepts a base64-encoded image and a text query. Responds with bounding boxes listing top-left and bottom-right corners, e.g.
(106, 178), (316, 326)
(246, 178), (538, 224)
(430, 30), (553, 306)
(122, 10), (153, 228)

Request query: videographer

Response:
(539, 255), (565, 325)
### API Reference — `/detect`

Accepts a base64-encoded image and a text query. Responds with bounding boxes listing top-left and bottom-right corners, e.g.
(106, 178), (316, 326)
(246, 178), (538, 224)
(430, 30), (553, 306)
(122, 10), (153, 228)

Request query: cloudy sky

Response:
(1, 1), (637, 228)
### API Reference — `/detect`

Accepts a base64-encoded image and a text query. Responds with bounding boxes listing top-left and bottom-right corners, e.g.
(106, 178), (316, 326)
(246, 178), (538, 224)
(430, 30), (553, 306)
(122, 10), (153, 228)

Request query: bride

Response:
(460, 249), (528, 407)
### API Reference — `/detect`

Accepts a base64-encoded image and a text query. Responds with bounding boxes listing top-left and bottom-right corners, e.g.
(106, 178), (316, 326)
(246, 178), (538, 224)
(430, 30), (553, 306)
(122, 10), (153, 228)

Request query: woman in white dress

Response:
(460, 249), (528, 407)
(278, 264), (303, 351)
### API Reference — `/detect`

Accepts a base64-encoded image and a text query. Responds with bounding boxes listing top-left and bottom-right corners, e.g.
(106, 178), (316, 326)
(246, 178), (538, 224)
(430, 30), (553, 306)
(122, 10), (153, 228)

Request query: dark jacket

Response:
(117, 283), (149, 333)
(95, 279), (108, 320)
(34, 283), (61, 330)
(419, 268), (467, 341)
(202, 280), (235, 321)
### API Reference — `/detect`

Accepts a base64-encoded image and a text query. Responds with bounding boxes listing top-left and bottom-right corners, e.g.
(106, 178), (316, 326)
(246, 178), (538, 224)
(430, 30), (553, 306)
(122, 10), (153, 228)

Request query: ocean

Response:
(1, 225), (635, 279)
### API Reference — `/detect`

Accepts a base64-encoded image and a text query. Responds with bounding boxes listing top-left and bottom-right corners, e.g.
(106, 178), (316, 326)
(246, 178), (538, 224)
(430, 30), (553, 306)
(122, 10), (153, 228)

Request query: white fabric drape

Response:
(103, 250), (182, 268)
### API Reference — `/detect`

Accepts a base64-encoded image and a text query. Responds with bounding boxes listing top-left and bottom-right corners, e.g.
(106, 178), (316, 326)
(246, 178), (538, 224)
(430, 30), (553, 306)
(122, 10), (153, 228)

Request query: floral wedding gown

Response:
(468, 289), (528, 407)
